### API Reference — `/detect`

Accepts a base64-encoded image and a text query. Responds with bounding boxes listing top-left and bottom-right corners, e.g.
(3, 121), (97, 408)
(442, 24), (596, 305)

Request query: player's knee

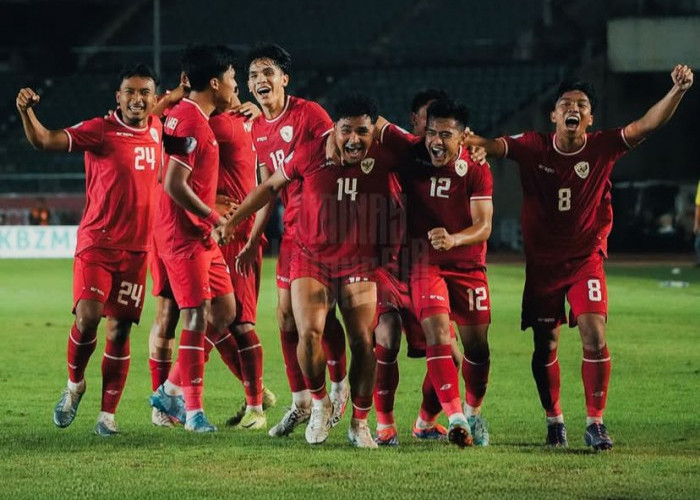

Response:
(347, 329), (373, 355)
(75, 312), (101, 332)
(276, 306), (295, 331)
(375, 313), (402, 351)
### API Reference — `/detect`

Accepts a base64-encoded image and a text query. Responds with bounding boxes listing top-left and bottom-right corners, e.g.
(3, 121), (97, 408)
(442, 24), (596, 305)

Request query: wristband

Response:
(202, 209), (221, 227)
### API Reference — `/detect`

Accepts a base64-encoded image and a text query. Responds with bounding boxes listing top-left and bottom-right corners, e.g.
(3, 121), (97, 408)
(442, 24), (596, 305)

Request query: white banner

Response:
(0, 226), (77, 258)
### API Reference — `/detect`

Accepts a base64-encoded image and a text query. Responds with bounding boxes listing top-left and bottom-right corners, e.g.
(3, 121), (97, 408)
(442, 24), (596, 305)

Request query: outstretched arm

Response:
(464, 133), (506, 158)
(623, 64), (694, 147)
(16, 88), (69, 152)
(221, 168), (289, 244)
(428, 199), (493, 251)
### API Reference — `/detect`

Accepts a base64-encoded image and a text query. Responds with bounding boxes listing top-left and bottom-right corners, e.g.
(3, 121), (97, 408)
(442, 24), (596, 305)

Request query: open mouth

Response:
(565, 115), (580, 130)
(128, 105), (145, 113)
(344, 143), (364, 160)
(430, 146), (446, 160)
(256, 86), (272, 97)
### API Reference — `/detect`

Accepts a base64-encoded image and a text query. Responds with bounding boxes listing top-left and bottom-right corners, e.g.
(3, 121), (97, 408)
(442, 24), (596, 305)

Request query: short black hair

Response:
(180, 44), (236, 92)
(554, 80), (597, 112)
(117, 63), (159, 89)
(411, 89), (448, 113)
(245, 43), (292, 76)
(426, 98), (470, 130)
(334, 93), (378, 123)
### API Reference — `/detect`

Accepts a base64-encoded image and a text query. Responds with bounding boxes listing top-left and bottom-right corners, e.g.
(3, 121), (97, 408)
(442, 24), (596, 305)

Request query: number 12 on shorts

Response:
(117, 280), (144, 308)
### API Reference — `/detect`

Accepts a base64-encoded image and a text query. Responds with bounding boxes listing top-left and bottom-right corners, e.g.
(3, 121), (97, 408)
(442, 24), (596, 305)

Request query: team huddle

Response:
(15, 43), (693, 450)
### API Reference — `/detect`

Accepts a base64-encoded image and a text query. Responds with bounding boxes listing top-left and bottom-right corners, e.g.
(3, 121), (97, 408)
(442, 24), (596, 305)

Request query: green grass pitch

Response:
(0, 258), (698, 499)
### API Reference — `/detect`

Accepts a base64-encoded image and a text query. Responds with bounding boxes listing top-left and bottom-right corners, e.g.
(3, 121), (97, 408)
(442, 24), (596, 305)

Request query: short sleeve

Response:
(281, 145), (303, 181)
(380, 124), (420, 155)
(303, 101), (333, 139)
(169, 118), (203, 171)
(499, 131), (543, 165)
(597, 128), (631, 163)
(64, 117), (105, 153)
(469, 161), (494, 200)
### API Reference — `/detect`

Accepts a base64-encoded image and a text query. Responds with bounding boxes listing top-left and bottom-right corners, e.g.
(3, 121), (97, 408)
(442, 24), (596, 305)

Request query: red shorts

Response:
(276, 234), (294, 289)
(73, 247), (148, 323)
(290, 248), (375, 290)
(162, 246), (233, 309)
(221, 237), (262, 325)
(410, 264), (491, 326)
(522, 252), (607, 330)
(149, 250), (174, 299)
(376, 266), (426, 357)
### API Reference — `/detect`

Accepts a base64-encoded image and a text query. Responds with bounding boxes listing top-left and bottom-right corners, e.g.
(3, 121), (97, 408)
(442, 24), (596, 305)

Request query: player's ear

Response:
(115, 90), (120, 104)
(281, 74), (290, 88)
(589, 113), (594, 126)
(550, 110), (557, 124)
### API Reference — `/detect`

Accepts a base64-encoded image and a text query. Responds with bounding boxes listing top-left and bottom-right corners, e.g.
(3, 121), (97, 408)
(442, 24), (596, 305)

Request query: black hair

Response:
(333, 93), (378, 123)
(180, 44), (237, 92)
(554, 80), (597, 112)
(245, 43), (292, 76)
(411, 89), (448, 113)
(117, 63), (159, 88)
(426, 98), (470, 130)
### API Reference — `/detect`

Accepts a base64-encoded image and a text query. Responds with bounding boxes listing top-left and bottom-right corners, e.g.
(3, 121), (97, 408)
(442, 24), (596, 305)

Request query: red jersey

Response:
(154, 98), (219, 258)
(282, 134), (401, 271)
(500, 129), (630, 264)
(210, 111), (258, 238)
(382, 124), (492, 269)
(64, 112), (162, 254)
(251, 95), (332, 238)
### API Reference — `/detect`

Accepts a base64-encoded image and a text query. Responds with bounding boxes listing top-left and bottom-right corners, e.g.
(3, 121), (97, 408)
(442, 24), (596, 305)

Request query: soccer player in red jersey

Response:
(244, 44), (349, 437)
(148, 45), (239, 433)
(467, 65), (694, 450)
(381, 99), (494, 447)
(16, 64), (162, 436)
(223, 94), (402, 448)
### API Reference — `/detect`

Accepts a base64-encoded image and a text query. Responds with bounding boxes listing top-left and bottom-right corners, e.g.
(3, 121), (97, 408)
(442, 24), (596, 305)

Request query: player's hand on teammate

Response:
(428, 227), (456, 251)
(464, 127), (487, 164)
(16, 88), (40, 112)
(215, 194), (238, 216)
(234, 239), (260, 277)
(672, 65), (693, 91)
(233, 101), (262, 121)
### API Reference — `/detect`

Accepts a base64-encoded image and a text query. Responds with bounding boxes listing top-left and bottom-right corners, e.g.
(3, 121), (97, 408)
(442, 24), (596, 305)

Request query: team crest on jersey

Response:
(150, 128), (159, 143)
(574, 161), (590, 179)
(280, 125), (293, 143)
(360, 158), (375, 174)
(455, 159), (468, 177)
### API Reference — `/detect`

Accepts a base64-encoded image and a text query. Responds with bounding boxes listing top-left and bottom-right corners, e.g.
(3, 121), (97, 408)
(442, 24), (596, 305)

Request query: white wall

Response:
(0, 226), (77, 258)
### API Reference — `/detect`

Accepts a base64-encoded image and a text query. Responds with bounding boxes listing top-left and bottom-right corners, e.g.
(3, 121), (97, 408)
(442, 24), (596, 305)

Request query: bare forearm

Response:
(247, 201), (274, 243)
(452, 220), (492, 247)
(165, 181), (212, 218)
(628, 86), (688, 138)
(465, 134), (505, 158)
(230, 184), (278, 229)
(20, 109), (66, 151)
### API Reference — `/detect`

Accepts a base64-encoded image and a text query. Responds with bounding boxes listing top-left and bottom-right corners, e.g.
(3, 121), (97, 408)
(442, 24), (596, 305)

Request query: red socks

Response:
(531, 349), (562, 417)
(374, 344), (399, 425)
(236, 330), (263, 406)
(67, 322), (97, 384)
(426, 344), (462, 417)
(322, 315), (347, 383)
(177, 329), (205, 411)
(149, 358), (171, 391)
(582, 344), (611, 419)
(281, 329), (306, 392)
(462, 354), (490, 408)
(352, 394), (372, 420)
(418, 370), (443, 422)
(101, 338), (130, 413)
(205, 324), (242, 380)
(303, 372), (327, 400)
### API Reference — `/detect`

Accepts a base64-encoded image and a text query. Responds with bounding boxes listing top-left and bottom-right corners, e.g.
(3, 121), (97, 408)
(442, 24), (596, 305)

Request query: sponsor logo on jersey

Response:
(455, 159), (468, 177)
(90, 286), (105, 296)
(574, 161), (590, 179)
(360, 158), (375, 174)
(538, 164), (555, 174)
(150, 128), (160, 143)
(280, 125), (293, 143)
(256, 136), (267, 142)
(116, 131), (134, 137)
(428, 294), (445, 301)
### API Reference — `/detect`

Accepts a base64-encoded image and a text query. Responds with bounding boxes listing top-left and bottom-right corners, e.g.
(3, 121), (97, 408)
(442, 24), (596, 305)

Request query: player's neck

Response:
(554, 132), (586, 153)
(263, 95), (287, 120)
(187, 91), (216, 117)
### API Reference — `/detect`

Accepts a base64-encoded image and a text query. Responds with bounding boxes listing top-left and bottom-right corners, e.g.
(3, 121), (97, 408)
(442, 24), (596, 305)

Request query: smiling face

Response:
(334, 115), (375, 165)
(425, 117), (464, 168)
(247, 58), (289, 111)
(116, 76), (157, 127)
(551, 90), (594, 139)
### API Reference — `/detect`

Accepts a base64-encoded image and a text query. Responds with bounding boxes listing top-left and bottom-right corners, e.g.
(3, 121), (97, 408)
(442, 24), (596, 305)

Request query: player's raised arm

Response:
(623, 64), (693, 147)
(428, 198), (493, 251)
(464, 132), (506, 159)
(222, 168), (289, 243)
(16, 88), (69, 152)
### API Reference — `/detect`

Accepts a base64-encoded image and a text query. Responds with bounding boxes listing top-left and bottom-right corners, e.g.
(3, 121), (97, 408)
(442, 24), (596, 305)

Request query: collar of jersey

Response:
(182, 98), (210, 120)
(264, 95), (291, 124)
(113, 111), (149, 132)
(552, 133), (587, 156)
